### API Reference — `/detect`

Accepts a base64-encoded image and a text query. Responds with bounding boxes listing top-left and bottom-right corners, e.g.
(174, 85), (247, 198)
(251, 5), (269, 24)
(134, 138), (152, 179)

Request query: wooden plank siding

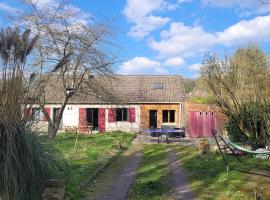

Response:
(140, 104), (182, 130)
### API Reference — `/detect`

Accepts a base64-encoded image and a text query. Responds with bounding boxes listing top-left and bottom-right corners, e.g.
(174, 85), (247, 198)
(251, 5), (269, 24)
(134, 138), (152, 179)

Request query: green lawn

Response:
(172, 145), (270, 200)
(40, 131), (135, 199)
(128, 144), (173, 200)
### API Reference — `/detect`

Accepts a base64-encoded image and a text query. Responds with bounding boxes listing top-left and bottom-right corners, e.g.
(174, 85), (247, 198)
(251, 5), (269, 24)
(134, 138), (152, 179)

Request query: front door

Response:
(149, 110), (157, 128)
(53, 108), (60, 123)
(86, 108), (99, 130)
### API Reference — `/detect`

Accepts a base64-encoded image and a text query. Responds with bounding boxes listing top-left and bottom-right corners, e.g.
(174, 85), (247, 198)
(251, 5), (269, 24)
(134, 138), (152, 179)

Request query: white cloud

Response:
(128, 16), (170, 38)
(0, 3), (17, 13)
(117, 57), (169, 74)
(164, 57), (185, 66)
(149, 22), (216, 57)
(202, 0), (270, 14)
(149, 15), (270, 57)
(123, 0), (175, 38)
(189, 63), (202, 72)
(216, 15), (270, 46)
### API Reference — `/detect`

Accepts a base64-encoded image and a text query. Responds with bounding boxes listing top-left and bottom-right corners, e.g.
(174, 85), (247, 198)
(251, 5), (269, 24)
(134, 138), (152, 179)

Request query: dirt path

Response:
(87, 141), (142, 200)
(100, 150), (142, 200)
(168, 148), (194, 200)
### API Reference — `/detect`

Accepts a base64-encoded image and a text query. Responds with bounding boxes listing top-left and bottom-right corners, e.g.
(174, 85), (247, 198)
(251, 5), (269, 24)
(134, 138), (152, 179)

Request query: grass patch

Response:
(172, 145), (270, 200)
(128, 144), (173, 200)
(39, 131), (135, 199)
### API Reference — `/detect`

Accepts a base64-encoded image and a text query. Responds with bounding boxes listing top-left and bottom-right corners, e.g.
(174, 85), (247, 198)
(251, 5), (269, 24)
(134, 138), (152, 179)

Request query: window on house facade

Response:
(32, 108), (44, 121)
(116, 108), (128, 121)
(162, 110), (175, 123)
(153, 83), (163, 89)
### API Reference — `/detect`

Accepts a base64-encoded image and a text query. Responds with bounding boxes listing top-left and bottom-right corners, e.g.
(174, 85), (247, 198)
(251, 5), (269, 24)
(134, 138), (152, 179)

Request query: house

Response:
(32, 75), (185, 133)
(30, 75), (226, 137)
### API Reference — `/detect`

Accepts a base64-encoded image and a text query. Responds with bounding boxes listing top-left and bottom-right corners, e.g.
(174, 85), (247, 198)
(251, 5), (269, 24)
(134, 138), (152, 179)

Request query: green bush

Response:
(190, 96), (214, 104)
(240, 103), (270, 147)
(224, 120), (248, 142)
(225, 102), (270, 147)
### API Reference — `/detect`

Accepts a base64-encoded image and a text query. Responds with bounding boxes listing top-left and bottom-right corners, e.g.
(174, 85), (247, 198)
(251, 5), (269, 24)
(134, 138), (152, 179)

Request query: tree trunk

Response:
(48, 123), (57, 139)
(47, 96), (69, 139)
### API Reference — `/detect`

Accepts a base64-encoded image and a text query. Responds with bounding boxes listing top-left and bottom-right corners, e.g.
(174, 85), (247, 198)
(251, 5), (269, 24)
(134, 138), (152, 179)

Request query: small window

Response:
(116, 108), (128, 121)
(153, 83), (163, 89)
(163, 110), (168, 122)
(32, 108), (44, 121)
(162, 110), (175, 123)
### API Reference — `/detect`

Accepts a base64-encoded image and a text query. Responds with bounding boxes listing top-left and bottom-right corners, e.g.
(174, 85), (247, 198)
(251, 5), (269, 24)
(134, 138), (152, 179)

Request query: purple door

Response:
(189, 111), (216, 138)
(188, 112), (197, 138)
(197, 112), (204, 137)
(209, 112), (216, 137)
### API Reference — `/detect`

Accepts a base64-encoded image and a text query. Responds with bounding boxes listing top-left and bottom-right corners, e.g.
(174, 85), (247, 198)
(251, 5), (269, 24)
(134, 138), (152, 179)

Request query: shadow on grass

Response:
(173, 145), (270, 200)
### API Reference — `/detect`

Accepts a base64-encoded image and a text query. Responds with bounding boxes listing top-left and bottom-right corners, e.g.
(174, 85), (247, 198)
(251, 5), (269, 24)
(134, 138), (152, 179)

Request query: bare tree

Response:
(16, 0), (117, 139)
(201, 44), (270, 145)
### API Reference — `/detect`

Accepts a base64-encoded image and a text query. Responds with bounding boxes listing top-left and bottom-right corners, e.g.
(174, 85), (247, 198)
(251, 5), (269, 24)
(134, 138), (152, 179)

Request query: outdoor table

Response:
(145, 129), (184, 144)
(172, 129), (185, 143)
(145, 129), (163, 143)
(161, 129), (174, 144)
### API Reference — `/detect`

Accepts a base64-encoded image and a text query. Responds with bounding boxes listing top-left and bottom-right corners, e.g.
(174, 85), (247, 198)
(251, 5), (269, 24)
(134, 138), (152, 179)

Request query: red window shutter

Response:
(108, 108), (116, 122)
(98, 108), (106, 132)
(43, 107), (50, 122)
(128, 108), (136, 123)
(79, 108), (87, 132)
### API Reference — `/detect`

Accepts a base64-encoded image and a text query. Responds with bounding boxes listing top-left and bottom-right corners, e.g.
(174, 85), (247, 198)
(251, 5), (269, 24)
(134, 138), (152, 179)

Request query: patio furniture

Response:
(161, 129), (174, 144)
(145, 128), (185, 144)
(63, 126), (78, 133)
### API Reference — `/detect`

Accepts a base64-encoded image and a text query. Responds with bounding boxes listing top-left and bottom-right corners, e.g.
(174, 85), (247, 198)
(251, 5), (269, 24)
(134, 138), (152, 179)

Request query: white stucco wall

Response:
(35, 104), (141, 133)
(62, 105), (79, 126)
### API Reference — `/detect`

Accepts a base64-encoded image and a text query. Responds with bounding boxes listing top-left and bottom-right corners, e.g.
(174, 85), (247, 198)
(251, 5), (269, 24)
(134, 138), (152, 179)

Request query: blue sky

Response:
(1, 0), (270, 77)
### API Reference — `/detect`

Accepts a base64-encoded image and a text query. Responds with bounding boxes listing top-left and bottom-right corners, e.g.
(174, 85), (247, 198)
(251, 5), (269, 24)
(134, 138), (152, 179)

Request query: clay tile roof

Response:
(43, 75), (185, 104)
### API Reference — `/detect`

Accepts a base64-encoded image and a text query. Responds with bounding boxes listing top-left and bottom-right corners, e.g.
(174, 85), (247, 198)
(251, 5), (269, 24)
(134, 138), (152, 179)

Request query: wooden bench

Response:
(62, 126), (93, 134)
(63, 126), (78, 133)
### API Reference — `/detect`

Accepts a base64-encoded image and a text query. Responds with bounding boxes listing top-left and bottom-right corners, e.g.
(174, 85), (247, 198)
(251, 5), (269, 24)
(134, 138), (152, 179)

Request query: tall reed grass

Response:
(0, 27), (66, 199)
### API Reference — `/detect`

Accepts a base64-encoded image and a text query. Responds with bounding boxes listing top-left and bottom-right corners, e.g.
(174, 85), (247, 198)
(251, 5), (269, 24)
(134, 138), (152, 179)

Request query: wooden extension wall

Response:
(140, 103), (181, 130)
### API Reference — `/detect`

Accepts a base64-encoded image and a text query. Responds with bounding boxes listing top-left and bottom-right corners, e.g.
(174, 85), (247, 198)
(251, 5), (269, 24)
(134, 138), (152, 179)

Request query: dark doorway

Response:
(53, 108), (62, 129)
(53, 108), (60, 123)
(87, 108), (99, 130)
(149, 110), (157, 128)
